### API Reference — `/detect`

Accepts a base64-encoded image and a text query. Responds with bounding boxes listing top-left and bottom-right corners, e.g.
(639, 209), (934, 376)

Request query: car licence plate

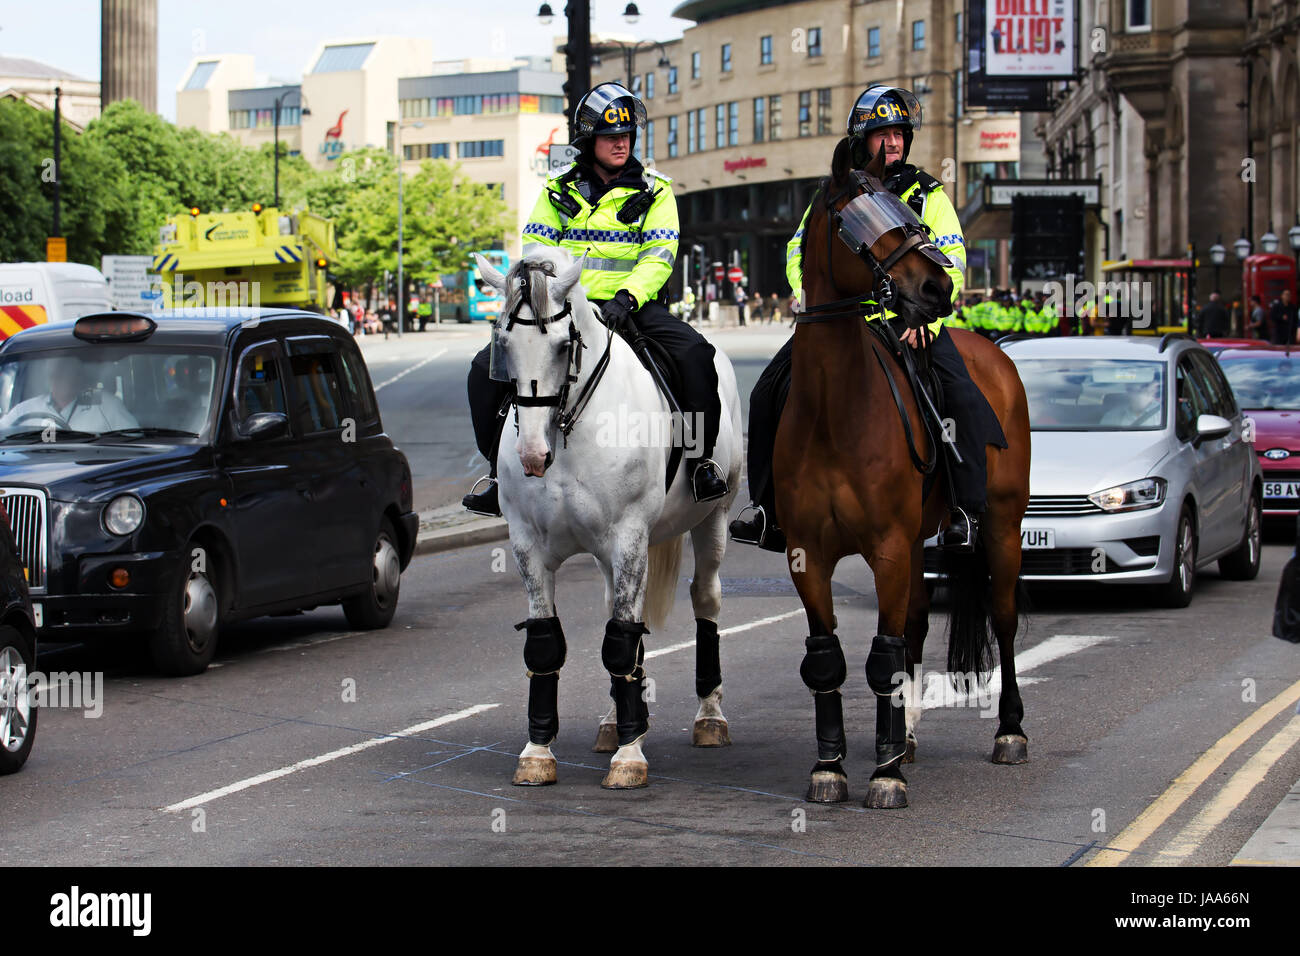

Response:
(1263, 481), (1300, 499)
(1021, 529), (1054, 549)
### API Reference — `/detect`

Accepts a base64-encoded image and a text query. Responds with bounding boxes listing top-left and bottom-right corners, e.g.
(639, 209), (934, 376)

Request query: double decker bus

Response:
(440, 250), (509, 323)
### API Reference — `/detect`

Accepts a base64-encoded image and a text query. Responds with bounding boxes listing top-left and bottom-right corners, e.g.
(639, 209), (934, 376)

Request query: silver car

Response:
(927, 334), (1262, 606)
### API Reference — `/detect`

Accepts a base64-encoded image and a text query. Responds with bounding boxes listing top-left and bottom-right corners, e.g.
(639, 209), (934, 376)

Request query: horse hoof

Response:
(592, 723), (619, 753)
(864, 777), (908, 809)
(806, 769), (849, 804)
(903, 736), (917, 764)
(692, 717), (732, 748)
(512, 755), (557, 786)
(601, 761), (648, 789)
(991, 734), (1029, 765)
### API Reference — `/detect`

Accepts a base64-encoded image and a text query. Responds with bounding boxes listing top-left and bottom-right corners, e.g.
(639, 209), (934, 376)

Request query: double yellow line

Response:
(1087, 676), (1300, 866)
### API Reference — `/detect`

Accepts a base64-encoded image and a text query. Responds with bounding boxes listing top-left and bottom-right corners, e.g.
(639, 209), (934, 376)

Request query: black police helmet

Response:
(846, 85), (923, 167)
(573, 82), (648, 151)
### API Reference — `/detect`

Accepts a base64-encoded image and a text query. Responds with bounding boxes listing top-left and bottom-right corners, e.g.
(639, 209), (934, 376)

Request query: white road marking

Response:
(373, 349), (446, 392)
(644, 608), (805, 660)
(937, 634), (1116, 709)
(161, 703), (499, 812)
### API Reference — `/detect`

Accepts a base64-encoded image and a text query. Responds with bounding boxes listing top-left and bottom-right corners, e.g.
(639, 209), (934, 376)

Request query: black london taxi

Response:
(0, 309), (419, 675)
(0, 503), (37, 773)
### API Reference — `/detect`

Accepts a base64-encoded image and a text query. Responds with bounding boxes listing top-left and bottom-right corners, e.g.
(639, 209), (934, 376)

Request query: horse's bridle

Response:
(501, 266), (612, 443)
(796, 169), (944, 324)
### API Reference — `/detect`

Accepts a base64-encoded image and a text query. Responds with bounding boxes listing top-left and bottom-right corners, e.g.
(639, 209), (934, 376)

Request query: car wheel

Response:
(1157, 506), (1197, 608)
(1218, 492), (1262, 581)
(0, 625), (36, 775)
(342, 517), (401, 629)
(148, 546), (221, 676)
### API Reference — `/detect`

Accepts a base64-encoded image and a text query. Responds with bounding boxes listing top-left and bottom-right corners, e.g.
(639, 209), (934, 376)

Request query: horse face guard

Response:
(492, 264), (611, 443)
(829, 170), (952, 312)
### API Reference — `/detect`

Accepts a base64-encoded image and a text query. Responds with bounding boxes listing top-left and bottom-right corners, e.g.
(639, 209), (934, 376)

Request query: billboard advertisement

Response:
(984, 0), (1076, 78)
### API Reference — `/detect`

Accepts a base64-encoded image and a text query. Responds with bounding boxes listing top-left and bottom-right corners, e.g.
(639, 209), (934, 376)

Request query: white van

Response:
(0, 262), (112, 342)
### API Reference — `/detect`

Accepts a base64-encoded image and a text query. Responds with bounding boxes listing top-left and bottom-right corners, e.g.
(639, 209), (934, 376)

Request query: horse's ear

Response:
(831, 136), (853, 185)
(555, 255), (585, 298)
(864, 140), (886, 181)
(473, 253), (505, 292)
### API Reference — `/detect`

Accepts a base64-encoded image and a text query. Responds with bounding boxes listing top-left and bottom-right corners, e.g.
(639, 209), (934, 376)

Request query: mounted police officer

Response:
(730, 84), (1001, 553)
(463, 82), (729, 516)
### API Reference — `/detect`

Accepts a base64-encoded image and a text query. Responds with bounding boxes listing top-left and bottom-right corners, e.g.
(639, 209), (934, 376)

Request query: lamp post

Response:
(394, 119), (426, 337)
(273, 89), (309, 208)
(593, 36), (673, 91)
(1209, 235), (1225, 295)
(1261, 223), (1279, 254)
(913, 69), (963, 209)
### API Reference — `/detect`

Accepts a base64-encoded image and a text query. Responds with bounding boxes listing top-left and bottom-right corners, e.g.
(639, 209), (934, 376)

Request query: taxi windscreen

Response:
(0, 345), (220, 441)
(1015, 358), (1167, 431)
(1219, 353), (1300, 410)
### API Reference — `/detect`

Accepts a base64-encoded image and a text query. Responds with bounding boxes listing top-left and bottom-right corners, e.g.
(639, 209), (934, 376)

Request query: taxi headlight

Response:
(103, 495), (145, 536)
(1088, 478), (1166, 513)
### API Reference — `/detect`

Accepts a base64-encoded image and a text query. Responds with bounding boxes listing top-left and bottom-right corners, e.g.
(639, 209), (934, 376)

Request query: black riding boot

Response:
(463, 345), (510, 517)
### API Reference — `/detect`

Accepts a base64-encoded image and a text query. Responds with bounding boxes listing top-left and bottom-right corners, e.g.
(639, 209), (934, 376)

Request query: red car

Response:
(1217, 346), (1300, 516)
(1199, 337), (1274, 356)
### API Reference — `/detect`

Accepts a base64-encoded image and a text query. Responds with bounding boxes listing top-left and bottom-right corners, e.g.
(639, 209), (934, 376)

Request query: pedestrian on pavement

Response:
(734, 283), (747, 326)
(1269, 289), (1298, 345)
(1196, 292), (1230, 338)
(769, 293), (781, 324)
(1248, 294), (1267, 339)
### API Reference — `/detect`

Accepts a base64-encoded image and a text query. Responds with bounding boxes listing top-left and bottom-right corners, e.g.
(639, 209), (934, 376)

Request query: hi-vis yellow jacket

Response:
(521, 161), (678, 307)
(785, 175), (966, 337)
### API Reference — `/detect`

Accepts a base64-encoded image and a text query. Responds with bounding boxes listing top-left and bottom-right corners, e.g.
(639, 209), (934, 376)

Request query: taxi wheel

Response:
(342, 517), (401, 630)
(1218, 492), (1262, 581)
(1157, 507), (1197, 609)
(149, 548), (220, 676)
(0, 626), (37, 775)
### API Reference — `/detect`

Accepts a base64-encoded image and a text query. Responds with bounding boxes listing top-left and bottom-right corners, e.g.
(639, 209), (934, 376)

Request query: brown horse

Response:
(774, 138), (1032, 809)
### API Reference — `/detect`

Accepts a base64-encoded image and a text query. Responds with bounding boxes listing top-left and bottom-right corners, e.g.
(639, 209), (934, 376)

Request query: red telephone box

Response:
(1242, 253), (1297, 308)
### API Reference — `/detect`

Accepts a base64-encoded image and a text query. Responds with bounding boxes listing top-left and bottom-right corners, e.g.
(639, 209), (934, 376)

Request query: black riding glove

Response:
(602, 290), (638, 333)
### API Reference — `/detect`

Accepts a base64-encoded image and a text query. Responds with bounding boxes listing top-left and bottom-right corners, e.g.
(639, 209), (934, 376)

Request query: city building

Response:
(584, 0), (1031, 298)
(0, 56), (100, 129)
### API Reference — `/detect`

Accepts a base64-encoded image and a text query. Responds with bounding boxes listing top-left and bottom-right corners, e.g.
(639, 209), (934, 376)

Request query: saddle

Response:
(619, 327), (687, 493)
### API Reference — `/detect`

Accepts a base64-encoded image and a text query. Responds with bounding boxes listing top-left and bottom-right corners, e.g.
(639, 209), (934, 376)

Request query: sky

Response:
(2, 0), (690, 120)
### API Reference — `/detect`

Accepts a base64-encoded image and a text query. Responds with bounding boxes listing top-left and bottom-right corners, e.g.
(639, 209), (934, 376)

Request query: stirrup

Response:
(940, 507), (976, 551)
(691, 458), (728, 503)
(728, 504), (769, 545)
(462, 475), (500, 517)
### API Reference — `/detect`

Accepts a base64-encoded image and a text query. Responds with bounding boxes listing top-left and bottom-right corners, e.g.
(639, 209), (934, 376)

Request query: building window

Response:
(667, 115), (679, 157)
(456, 140), (504, 158)
(691, 51), (700, 79)
(668, 66), (678, 94)
(645, 72), (655, 99)
(687, 110), (696, 154)
(1127, 0), (1151, 29)
(964, 161), (1018, 201)
(645, 119), (655, 161)
(696, 107), (708, 151)
(185, 61), (219, 91)
(769, 94), (782, 140)
(808, 27), (822, 57)
(728, 101), (739, 146)
(798, 90), (811, 137)
(760, 35), (772, 65)
(753, 97), (765, 143)
(912, 20), (925, 50)
(867, 27), (881, 58)
(404, 142), (450, 160)
(955, 11), (963, 42)
(817, 88), (832, 136)
(721, 43), (731, 73)
(716, 104), (725, 149)
(631, 75), (642, 96)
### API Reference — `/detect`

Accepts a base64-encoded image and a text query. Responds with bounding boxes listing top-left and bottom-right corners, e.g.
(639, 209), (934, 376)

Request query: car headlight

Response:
(103, 495), (145, 536)
(1088, 478), (1166, 513)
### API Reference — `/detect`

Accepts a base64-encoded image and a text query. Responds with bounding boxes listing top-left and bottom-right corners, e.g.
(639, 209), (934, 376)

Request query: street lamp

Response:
(395, 119), (426, 337)
(1261, 223), (1280, 254)
(593, 36), (672, 91)
(1209, 235), (1225, 294)
(913, 69), (962, 207)
(273, 89), (310, 208)
(1234, 230), (1252, 262)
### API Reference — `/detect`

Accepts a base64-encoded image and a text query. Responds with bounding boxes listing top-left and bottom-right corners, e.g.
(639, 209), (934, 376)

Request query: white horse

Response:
(475, 248), (742, 789)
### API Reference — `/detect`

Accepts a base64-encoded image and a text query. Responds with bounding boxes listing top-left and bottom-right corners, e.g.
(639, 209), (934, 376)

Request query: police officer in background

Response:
(729, 84), (1002, 553)
(463, 82), (729, 516)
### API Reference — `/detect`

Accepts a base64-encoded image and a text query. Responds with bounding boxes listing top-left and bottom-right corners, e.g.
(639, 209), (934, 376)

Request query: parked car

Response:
(0, 309), (419, 675)
(0, 499), (37, 774)
(926, 334), (1262, 606)
(1215, 346), (1300, 518)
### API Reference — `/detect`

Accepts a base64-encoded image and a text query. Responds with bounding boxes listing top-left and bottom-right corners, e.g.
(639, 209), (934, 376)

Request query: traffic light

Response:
(562, 0), (591, 140)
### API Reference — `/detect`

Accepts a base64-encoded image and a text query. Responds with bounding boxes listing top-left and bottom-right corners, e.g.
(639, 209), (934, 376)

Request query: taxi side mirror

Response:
(237, 411), (289, 441)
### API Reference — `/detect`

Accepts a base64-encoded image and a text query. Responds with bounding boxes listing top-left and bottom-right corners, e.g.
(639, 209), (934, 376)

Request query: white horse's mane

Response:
(502, 249), (591, 323)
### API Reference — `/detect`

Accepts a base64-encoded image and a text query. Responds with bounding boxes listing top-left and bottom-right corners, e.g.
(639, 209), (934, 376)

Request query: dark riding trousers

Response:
(468, 300), (722, 468)
(745, 323), (1005, 519)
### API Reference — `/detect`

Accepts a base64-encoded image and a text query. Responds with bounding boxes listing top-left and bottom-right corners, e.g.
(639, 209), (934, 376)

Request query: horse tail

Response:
(645, 534), (685, 633)
(943, 540), (997, 680)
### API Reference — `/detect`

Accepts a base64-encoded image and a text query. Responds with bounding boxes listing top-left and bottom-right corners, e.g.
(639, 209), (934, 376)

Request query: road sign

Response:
(713, 262), (724, 281)
(548, 144), (580, 176)
(101, 255), (161, 311)
(46, 237), (66, 262)
(727, 266), (744, 283)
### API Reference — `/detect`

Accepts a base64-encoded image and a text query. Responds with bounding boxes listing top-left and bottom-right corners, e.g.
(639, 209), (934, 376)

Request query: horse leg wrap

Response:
(516, 616), (566, 676)
(800, 634), (847, 692)
(866, 634), (907, 696)
(813, 689), (847, 762)
(527, 673), (560, 745)
(694, 618), (722, 699)
(602, 619), (648, 680)
(609, 640), (650, 746)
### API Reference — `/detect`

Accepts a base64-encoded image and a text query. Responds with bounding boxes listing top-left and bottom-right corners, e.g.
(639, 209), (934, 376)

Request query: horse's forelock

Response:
(503, 258), (560, 319)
